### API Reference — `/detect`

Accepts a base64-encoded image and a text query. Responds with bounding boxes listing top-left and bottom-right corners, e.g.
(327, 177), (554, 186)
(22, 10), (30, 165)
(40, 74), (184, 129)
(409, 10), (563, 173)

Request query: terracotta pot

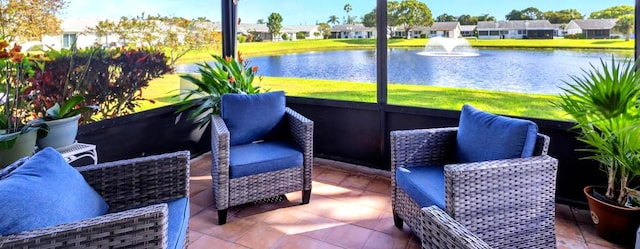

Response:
(584, 186), (640, 246)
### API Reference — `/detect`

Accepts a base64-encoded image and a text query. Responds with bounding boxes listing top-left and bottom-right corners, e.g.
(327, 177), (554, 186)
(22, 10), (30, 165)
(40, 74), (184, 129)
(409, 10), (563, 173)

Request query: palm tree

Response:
(344, 3), (353, 24)
(328, 15), (340, 25)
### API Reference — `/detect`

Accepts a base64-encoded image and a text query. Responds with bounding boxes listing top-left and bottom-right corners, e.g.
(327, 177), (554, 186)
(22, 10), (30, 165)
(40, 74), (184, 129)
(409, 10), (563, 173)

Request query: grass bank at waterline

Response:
(139, 75), (564, 120)
(257, 77), (564, 120)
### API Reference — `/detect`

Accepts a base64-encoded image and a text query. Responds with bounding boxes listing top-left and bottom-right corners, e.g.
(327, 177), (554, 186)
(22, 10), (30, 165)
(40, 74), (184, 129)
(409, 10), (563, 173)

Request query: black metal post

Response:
(221, 0), (238, 58)
(376, 0), (389, 166)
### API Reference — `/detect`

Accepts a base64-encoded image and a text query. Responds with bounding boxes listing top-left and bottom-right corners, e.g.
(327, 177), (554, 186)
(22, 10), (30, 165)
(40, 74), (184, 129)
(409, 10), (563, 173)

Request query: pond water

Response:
(175, 48), (632, 95)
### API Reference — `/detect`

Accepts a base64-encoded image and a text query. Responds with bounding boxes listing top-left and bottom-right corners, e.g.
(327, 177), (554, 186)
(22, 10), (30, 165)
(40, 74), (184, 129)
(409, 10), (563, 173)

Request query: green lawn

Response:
(140, 38), (634, 120)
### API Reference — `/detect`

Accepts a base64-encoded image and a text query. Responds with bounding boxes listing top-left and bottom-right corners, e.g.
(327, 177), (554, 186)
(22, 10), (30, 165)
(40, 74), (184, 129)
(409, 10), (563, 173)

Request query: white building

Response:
(42, 18), (119, 50)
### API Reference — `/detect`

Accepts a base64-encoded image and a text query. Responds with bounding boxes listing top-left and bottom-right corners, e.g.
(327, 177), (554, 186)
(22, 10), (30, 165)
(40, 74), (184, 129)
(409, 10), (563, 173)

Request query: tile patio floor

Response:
(187, 153), (632, 249)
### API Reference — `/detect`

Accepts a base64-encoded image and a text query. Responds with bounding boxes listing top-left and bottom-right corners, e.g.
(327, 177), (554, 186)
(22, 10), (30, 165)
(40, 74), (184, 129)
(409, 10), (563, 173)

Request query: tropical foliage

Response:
(0, 0), (66, 42)
(88, 13), (221, 67)
(177, 53), (262, 128)
(30, 46), (172, 122)
(555, 57), (640, 206)
(0, 41), (47, 149)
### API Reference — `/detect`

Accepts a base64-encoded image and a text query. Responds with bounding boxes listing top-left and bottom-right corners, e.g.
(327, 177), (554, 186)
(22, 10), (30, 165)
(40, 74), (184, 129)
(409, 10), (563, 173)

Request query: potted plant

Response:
(32, 43), (98, 149)
(176, 52), (262, 128)
(36, 95), (97, 148)
(555, 56), (640, 245)
(0, 41), (48, 167)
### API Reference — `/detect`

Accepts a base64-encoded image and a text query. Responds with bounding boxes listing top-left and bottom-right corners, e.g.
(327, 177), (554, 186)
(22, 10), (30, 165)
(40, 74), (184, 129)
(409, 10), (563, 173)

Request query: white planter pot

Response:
(37, 115), (81, 149)
(0, 129), (37, 168)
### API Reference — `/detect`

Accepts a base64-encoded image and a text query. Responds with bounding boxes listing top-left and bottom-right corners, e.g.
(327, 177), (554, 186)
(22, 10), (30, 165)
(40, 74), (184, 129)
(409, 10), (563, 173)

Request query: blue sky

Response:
(63, 0), (634, 25)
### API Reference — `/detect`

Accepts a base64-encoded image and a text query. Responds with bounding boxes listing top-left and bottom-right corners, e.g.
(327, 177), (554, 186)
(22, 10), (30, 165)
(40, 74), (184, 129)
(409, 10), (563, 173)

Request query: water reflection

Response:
(175, 49), (632, 95)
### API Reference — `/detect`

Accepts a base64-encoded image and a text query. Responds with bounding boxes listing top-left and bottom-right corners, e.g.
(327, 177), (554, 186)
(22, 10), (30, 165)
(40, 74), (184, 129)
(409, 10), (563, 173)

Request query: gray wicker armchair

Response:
(391, 127), (558, 248)
(211, 107), (313, 225)
(0, 150), (190, 249)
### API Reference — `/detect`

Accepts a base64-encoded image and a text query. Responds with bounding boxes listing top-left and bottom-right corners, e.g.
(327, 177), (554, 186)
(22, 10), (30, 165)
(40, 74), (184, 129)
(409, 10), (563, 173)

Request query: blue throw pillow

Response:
(221, 91), (286, 146)
(456, 104), (538, 163)
(0, 147), (109, 235)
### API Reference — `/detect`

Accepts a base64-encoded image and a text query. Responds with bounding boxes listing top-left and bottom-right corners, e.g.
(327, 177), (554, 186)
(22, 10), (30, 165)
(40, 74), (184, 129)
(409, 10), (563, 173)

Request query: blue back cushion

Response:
(456, 104), (538, 163)
(0, 147), (109, 235)
(221, 91), (286, 146)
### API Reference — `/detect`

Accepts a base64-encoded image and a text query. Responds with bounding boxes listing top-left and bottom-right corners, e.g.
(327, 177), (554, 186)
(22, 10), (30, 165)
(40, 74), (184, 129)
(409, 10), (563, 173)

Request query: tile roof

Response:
(570, 19), (617, 30)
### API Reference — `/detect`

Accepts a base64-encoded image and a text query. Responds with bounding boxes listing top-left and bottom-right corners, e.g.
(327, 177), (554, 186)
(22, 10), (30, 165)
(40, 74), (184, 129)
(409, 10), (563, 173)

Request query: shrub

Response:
(30, 47), (173, 122)
(296, 32), (306, 40)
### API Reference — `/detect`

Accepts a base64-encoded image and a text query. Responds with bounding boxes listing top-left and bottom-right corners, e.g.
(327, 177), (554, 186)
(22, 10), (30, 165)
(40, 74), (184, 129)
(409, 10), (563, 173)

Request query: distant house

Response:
(426, 22), (461, 38)
(477, 20), (555, 39)
(551, 24), (565, 37)
(330, 24), (376, 39)
(285, 25), (323, 40)
(565, 19), (617, 39)
(238, 23), (274, 41)
(42, 18), (119, 50)
(460, 25), (476, 37)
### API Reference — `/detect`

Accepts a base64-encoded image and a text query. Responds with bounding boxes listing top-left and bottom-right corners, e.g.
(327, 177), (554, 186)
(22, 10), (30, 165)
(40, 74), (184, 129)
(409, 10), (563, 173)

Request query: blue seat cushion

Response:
(167, 197), (189, 249)
(0, 147), (109, 235)
(221, 91), (286, 146)
(456, 104), (538, 163)
(395, 166), (445, 209)
(229, 141), (303, 179)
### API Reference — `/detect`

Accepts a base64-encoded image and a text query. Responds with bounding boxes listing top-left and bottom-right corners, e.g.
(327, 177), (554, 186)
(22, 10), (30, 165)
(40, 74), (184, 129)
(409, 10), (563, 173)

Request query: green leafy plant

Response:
(177, 53), (262, 128)
(0, 41), (48, 149)
(43, 95), (98, 120)
(555, 56), (640, 206)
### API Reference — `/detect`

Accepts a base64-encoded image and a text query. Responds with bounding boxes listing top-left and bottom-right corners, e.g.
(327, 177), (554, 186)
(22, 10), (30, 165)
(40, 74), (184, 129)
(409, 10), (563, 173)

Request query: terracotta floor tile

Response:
(557, 236), (589, 249)
(273, 234), (324, 249)
(353, 190), (391, 211)
(188, 235), (248, 249)
(235, 222), (286, 249)
(184, 155), (624, 249)
(363, 230), (410, 249)
(316, 241), (343, 249)
(314, 170), (349, 185)
(341, 174), (372, 190)
(295, 212), (345, 241)
(556, 217), (584, 241)
(188, 230), (205, 245)
(366, 178), (391, 194)
(324, 224), (373, 249)
(190, 186), (214, 207)
(190, 208), (256, 242)
(573, 207), (595, 224)
(557, 203), (575, 220)
(578, 222), (628, 249)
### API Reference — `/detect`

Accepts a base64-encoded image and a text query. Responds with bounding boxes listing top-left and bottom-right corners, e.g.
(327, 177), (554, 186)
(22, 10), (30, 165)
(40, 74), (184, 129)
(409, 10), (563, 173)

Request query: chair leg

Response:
(218, 209), (227, 225)
(393, 212), (403, 229)
(302, 189), (311, 204)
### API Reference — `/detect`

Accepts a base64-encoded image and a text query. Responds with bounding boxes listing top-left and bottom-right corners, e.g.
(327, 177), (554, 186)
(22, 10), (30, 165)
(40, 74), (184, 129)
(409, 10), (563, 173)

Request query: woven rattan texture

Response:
(211, 107), (314, 212)
(421, 206), (492, 249)
(0, 151), (190, 249)
(391, 128), (557, 249)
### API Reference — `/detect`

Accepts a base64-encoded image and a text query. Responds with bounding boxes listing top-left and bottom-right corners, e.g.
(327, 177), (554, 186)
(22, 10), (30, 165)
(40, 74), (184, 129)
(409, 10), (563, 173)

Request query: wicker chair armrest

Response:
(285, 107), (314, 190)
(211, 114), (230, 210)
(421, 206), (493, 249)
(444, 155), (558, 236)
(0, 203), (168, 248)
(78, 151), (190, 213)
(390, 127), (457, 172)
